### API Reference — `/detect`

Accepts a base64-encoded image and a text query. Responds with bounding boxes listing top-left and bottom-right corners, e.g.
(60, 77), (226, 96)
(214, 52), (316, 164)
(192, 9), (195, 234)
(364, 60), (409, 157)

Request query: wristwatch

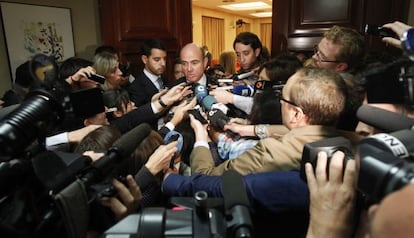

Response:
(401, 27), (414, 56)
(255, 124), (268, 139)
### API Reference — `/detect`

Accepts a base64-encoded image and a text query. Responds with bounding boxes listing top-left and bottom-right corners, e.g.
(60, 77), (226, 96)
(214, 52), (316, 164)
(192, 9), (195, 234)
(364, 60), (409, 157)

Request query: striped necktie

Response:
(156, 77), (164, 91)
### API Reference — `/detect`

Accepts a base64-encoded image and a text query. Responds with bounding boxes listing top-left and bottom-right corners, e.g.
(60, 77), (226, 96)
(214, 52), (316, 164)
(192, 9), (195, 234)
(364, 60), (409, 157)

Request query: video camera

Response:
(103, 170), (254, 238)
(300, 128), (414, 204)
(0, 53), (154, 237)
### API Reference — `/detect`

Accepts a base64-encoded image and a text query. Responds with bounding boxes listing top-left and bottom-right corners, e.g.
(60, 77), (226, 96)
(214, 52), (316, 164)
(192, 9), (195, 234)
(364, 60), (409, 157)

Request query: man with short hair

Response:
(173, 43), (211, 86)
(128, 39), (167, 106)
(311, 25), (366, 75)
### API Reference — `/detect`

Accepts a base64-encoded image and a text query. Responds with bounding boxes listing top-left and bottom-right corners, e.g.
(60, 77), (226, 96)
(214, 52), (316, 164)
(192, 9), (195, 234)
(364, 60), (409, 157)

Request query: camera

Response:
(299, 136), (353, 182)
(357, 129), (414, 203)
(300, 128), (414, 204)
(365, 24), (397, 38)
(103, 170), (254, 238)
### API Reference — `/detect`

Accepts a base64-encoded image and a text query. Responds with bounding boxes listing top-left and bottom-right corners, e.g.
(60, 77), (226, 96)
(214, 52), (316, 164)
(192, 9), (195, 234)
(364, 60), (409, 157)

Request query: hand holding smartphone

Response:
(88, 74), (106, 84)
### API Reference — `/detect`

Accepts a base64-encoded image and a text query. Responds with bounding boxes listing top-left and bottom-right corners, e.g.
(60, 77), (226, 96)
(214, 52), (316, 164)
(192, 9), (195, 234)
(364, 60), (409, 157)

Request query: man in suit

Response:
(128, 39), (167, 106)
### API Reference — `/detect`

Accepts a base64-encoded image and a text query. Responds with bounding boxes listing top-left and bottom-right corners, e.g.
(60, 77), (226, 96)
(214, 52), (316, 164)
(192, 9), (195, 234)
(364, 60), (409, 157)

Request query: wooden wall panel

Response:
(98, 0), (192, 82)
(272, 0), (410, 56)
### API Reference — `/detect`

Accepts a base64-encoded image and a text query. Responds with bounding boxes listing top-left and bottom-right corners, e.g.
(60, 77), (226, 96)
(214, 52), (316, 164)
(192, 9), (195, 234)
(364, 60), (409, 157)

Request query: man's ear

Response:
(113, 110), (123, 118)
(291, 106), (306, 124)
(83, 119), (91, 127)
(336, 62), (348, 72)
(141, 55), (148, 64)
(203, 56), (208, 69)
(254, 48), (261, 57)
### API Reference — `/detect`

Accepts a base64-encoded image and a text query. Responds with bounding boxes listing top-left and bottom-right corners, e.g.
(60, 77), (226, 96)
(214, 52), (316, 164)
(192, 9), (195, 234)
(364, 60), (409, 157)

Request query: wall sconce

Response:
(236, 19), (247, 28)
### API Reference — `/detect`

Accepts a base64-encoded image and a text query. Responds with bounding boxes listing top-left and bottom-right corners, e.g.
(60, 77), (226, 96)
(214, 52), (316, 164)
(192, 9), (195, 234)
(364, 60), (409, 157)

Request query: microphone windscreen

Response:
(357, 104), (414, 132)
(234, 71), (255, 80)
(112, 123), (152, 159)
(208, 109), (229, 130)
(233, 85), (254, 97)
(222, 170), (250, 211)
(201, 95), (217, 111)
(193, 83), (208, 103)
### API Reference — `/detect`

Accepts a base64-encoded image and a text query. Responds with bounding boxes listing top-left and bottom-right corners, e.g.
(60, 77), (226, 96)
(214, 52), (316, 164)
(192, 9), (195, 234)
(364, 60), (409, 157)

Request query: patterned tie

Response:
(156, 77), (164, 91)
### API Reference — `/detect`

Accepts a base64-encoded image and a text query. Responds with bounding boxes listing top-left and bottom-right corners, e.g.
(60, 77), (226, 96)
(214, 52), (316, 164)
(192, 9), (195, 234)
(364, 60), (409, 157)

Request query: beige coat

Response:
(190, 125), (362, 176)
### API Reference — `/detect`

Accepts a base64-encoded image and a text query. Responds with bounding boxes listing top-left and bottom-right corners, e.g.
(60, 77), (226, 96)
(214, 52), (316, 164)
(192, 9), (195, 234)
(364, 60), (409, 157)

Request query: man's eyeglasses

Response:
(279, 92), (300, 108)
(313, 45), (342, 63)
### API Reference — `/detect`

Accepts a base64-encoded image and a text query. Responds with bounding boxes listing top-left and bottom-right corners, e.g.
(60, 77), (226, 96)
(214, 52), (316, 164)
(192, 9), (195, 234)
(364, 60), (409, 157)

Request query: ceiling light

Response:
(250, 11), (272, 17)
(219, 1), (271, 11)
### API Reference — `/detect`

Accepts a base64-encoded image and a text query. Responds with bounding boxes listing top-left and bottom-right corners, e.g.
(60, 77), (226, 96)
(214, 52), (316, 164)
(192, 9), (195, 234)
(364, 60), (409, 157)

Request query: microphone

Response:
(232, 85), (254, 97)
(208, 109), (240, 140)
(193, 83), (208, 104)
(233, 71), (255, 81)
(222, 170), (253, 238)
(254, 80), (284, 94)
(356, 104), (414, 132)
(82, 123), (152, 186)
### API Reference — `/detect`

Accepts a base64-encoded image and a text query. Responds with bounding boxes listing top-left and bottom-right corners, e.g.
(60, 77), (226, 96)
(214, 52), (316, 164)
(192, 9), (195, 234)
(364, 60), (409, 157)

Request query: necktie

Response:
(156, 77), (164, 91)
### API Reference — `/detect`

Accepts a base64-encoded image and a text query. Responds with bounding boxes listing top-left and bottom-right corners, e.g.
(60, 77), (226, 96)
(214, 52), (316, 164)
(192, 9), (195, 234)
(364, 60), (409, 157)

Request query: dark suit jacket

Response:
(127, 70), (166, 107)
(165, 74), (217, 88)
(111, 103), (158, 134)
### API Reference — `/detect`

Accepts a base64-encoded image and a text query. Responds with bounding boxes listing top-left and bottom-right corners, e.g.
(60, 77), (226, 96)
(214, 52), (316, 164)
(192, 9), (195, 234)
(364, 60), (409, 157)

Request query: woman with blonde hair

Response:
(93, 52), (123, 90)
(219, 51), (237, 77)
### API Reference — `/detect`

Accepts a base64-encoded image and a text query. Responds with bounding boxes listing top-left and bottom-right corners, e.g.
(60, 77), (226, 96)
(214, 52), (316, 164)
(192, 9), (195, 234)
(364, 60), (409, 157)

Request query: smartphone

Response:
(88, 74), (106, 84)
(188, 108), (208, 124)
(365, 24), (396, 38)
(163, 132), (183, 169)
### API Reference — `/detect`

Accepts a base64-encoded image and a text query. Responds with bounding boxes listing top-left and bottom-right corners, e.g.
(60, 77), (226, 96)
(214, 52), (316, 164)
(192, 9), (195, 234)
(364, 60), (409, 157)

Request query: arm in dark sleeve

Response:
(157, 126), (171, 138)
(111, 103), (158, 134)
(162, 173), (223, 197)
(134, 166), (159, 191)
(243, 170), (309, 213)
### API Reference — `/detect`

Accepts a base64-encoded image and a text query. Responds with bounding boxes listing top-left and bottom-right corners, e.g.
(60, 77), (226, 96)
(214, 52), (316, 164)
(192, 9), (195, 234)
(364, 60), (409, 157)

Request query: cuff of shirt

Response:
(45, 132), (69, 147)
(164, 122), (175, 131)
(151, 102), (160, 114)
(194, 140), (209, 149)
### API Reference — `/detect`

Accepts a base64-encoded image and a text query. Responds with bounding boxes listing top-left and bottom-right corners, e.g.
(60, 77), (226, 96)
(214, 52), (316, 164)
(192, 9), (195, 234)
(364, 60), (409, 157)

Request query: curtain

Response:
(202, 16), (224, 62)
(260, 23), (272, 56)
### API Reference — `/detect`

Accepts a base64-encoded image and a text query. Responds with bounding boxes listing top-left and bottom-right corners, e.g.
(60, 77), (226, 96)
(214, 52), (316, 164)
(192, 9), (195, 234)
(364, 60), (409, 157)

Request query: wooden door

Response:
(98, 0), (192, 82)
(271, 0), (410, 56)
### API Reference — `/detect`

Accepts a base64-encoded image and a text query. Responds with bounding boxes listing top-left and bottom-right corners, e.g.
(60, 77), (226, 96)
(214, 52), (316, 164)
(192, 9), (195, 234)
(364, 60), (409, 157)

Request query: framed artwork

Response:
(0, 2), (75, 80)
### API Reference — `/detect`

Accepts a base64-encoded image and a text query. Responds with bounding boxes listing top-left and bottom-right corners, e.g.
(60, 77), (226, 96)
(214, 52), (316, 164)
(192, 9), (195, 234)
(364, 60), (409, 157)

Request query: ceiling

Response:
(192, 0), (273, 19)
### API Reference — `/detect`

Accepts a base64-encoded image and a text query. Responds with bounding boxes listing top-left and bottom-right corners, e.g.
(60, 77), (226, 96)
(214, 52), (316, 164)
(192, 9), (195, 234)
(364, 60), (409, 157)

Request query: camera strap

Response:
(54, 179), (89, 238)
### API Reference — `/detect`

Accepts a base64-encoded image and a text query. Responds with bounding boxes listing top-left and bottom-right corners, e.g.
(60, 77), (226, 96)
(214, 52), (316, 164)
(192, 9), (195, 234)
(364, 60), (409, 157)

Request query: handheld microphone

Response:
(208, 109), (240, 140)
(356, 104), (414, 132)
(82, 123), (152, 186)
(233, 71), (255, 81)
(193, 84), (208, 104)
(232, 85), (254, 97)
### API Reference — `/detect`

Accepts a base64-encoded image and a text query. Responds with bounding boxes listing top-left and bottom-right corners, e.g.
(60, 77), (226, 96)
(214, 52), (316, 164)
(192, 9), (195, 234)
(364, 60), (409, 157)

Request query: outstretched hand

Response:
(99, 175), (142, 220)
(382, 21), (413, 49)
(305, 151), (357, 238)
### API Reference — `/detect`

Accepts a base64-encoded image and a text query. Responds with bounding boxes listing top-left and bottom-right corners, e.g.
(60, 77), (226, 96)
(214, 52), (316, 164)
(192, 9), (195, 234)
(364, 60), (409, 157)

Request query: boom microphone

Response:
(222, 170), (253, 237)
(356, 104), (414, 132)
(82, 123), (152, 185)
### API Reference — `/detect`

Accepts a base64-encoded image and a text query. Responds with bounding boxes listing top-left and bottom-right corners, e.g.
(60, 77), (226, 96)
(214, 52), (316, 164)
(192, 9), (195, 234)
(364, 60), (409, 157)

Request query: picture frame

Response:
(0, 2), (75, 81)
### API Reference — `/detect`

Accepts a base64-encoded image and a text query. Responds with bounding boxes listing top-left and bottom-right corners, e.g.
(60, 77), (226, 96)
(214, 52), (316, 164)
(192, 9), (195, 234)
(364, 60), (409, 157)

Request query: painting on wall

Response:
(0, 2), (75, 81)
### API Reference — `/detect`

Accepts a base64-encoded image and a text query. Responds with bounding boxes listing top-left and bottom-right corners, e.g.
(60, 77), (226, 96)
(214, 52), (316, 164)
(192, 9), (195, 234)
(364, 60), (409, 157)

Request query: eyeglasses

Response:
(279, 92), (300, 108)
(313, 45), (342, 63)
